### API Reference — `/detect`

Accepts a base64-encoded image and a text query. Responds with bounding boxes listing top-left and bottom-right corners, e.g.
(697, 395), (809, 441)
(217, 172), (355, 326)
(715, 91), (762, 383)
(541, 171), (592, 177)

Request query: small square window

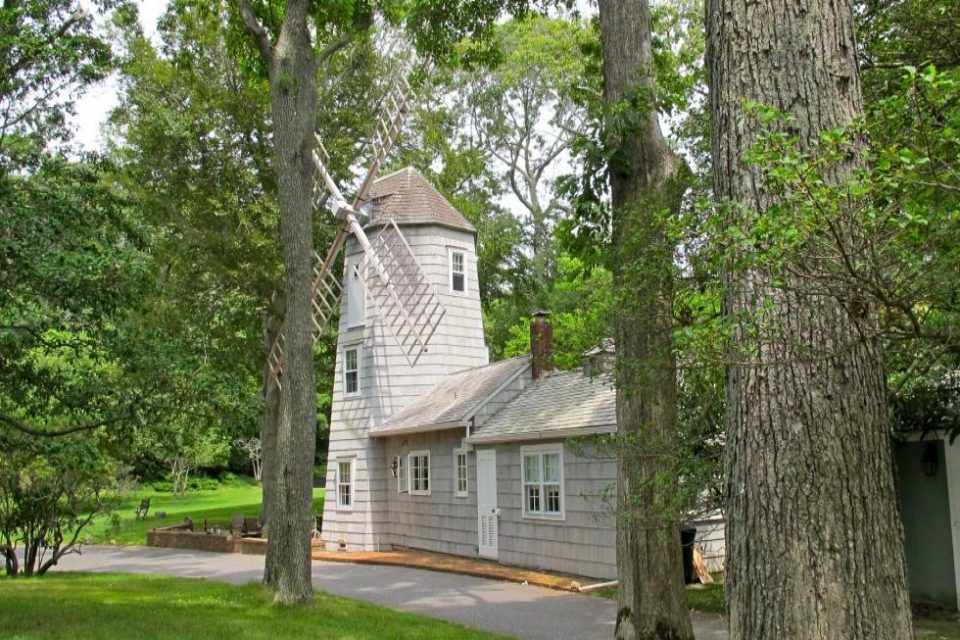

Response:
(344, 347), (359, 395)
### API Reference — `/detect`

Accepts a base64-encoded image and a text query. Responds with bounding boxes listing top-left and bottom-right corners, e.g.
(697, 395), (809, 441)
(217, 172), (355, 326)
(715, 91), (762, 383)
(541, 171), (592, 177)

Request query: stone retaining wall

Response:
(147, 526), (238, 553)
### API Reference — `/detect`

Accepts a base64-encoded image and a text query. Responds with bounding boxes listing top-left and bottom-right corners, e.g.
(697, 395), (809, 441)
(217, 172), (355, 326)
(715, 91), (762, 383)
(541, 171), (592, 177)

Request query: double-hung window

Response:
(521, 445), (564, 519)
(336, 458), (354, 509)
(408, 450), (431, 495)
(449, 249), (466, 294)
(454, 449), (468, 497)
(343, 347), (360, 396)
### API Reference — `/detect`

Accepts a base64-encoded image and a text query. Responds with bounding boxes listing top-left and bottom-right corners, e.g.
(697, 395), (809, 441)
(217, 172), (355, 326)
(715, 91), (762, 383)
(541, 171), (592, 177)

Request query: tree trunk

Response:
(259, 0), (319, 605)
(260, 312), (282, 532)
(706, 0), (914, 637)
(597, 1), (694, 639)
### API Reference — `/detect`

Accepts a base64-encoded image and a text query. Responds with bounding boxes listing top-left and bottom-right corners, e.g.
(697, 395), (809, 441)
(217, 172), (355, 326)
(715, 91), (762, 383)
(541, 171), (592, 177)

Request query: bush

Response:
(151, 474), (219, 493)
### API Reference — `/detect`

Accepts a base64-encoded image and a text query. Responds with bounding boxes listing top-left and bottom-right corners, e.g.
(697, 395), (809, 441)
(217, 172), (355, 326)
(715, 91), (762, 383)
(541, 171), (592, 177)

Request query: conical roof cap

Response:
(366, 166), (476, 234)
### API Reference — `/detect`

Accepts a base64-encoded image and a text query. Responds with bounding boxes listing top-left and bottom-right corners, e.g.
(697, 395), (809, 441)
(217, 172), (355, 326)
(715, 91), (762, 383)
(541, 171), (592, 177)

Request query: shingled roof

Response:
(369, 357), (530, 437)
(366, 167), (476, 234)
(467, 370), (617, 444)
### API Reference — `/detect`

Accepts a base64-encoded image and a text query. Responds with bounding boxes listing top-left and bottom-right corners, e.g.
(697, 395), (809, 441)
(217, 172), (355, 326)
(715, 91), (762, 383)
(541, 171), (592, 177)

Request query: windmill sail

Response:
(265, 40), (443, 390)
(363, 218), (445, 364)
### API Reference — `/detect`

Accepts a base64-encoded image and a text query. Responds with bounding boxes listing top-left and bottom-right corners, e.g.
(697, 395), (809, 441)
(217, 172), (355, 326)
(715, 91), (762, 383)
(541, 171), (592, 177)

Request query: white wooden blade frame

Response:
(266, 227), (349, 390)
(266, 39), (437, 390)
(359, 219), (445, 366)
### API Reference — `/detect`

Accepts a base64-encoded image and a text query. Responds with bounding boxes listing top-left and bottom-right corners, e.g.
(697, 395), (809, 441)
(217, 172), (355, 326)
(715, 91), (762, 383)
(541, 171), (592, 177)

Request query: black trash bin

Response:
(680, 526), (697, 584)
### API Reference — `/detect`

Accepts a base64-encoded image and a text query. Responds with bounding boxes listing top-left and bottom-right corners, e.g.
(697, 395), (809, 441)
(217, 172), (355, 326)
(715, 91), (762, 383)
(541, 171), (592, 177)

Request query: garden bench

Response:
(134, 498), (150, 520)
(230, 515), (262, 538)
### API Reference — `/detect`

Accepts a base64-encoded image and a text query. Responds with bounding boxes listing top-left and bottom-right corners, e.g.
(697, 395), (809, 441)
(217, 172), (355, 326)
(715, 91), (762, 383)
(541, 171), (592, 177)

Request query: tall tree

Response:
(235, 0), (543, 602)
(596, 0), (694, 638)
(706, 0), (914, 637)
(237, 0), (363, 603)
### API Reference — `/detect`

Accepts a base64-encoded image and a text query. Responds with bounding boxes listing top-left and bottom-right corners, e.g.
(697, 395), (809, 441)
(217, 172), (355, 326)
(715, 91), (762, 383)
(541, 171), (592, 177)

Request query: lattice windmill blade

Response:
(266, 33), (440, 390)
(362, 219), (446, 365)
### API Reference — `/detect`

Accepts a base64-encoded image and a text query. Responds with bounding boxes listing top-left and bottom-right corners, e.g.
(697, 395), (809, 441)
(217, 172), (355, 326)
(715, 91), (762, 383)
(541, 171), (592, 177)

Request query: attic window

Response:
(449, 249), (466, 294)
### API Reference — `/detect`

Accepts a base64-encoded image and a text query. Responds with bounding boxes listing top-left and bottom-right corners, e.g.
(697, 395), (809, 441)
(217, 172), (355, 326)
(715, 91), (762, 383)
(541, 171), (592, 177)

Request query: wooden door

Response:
(477, 449), (498, 560)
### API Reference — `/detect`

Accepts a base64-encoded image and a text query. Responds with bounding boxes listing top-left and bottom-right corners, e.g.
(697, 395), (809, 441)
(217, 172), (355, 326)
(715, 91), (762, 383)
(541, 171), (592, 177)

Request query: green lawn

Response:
(594, 581), (959, 638)
(83, 483), (324, 546)
(591, 582), (724, 614)
(0, 573), (504, 640)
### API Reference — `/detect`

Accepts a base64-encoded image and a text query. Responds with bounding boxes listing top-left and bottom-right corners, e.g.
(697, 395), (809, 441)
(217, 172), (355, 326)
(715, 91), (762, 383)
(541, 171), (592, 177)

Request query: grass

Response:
(591, 582), (724, 615)
(83, 483), (324, 546)
(0, 572), (505, 640)
(594, 580), (960, 638)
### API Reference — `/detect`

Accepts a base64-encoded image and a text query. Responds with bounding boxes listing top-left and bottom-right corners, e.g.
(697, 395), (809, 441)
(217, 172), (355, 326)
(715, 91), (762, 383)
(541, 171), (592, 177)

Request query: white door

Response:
(477, 449), (499, 560)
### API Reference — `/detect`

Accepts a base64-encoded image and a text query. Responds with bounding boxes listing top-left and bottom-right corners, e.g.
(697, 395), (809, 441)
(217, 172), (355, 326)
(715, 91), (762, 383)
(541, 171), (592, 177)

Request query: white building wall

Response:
(321, 224), (488, 551)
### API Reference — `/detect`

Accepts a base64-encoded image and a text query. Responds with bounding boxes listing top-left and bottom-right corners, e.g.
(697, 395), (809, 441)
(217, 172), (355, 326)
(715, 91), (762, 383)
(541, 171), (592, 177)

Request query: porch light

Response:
(921, 443), (939, 478)
(390, 458), (399, 478)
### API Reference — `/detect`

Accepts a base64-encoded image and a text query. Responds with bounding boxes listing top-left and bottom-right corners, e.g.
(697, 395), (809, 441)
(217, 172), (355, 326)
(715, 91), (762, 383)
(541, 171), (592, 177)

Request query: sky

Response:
(72, 0), (168, 151)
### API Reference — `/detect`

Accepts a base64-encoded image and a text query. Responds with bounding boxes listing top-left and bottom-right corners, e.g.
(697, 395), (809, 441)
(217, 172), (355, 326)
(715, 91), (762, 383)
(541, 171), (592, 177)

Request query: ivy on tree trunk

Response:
(597, 0), (695, 638)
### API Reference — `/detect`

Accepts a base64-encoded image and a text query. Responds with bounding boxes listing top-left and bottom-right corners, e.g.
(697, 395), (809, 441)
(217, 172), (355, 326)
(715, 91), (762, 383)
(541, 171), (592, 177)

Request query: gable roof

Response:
(466, 370), (617, 444)
(369, 357), (530, 437)
(366, 167), (477, 234)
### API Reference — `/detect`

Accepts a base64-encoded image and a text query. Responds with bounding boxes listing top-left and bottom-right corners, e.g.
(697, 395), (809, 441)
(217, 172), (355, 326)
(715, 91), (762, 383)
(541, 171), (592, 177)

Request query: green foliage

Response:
(0, 429), (127, 575)
(0, 157), (150, 438)
(0, 572), (507, 639)
(499, 254), (612, 369)
(0, 0), (118, 167)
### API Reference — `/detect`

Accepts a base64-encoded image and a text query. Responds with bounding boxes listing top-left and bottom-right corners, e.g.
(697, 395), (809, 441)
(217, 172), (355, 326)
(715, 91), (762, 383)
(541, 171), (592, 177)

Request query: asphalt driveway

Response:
(50, 545), (727, 640)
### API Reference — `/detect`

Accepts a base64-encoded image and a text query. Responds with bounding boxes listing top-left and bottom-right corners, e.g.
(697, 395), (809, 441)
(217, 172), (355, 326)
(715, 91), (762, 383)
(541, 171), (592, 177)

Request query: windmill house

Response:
(263, 45), (725, 579)
(318, 167), (725, 579)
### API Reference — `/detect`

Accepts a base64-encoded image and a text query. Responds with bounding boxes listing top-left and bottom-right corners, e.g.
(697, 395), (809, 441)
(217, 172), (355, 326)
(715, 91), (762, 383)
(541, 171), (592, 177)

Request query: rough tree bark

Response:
(259, 311), (281, 532)
(240, 0), (319, 604)
(706, 0), (914, 637)
(597, 1), (694, 639)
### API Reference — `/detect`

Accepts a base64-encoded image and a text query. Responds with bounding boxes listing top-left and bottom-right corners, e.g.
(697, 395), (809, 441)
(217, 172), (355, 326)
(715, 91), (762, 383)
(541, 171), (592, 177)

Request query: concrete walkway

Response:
(53, 545), (727, 640)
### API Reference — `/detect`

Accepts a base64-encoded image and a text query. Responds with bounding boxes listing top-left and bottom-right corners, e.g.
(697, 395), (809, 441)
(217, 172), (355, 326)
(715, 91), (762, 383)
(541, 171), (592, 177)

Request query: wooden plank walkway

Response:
(311, 547), (586, 591)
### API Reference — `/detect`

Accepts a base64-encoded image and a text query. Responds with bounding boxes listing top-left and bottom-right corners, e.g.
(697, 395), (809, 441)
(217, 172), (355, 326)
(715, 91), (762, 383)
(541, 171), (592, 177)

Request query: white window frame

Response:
(521, 444), (565, 520)
(396, 455), (407, 493)
(336, 458), (354, 511)
(346, 260), (365, 328)
(454, 449), (468, 497)
(448, 247), (467, 294)
(343, 346), (360, 397)
(408, 450), (431, 496)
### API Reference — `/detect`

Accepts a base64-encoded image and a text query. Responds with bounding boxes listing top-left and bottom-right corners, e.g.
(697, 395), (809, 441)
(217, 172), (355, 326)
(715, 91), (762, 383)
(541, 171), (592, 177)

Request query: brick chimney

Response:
(530, 310), (554, 380)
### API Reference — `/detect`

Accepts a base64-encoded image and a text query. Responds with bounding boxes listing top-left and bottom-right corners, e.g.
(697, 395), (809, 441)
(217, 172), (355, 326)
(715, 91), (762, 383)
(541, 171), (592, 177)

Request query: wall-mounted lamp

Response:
(921, 442), (939, 478)
(390, 458), (399, 478)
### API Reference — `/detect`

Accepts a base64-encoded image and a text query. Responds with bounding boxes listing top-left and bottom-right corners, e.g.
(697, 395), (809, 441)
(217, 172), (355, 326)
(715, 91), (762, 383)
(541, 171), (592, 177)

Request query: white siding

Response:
(382, 432), (618, 579)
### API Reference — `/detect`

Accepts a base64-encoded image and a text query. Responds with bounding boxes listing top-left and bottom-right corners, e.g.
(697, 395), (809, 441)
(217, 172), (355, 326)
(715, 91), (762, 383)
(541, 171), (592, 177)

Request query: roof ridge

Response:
(372, 165), (414, 186)
(448, 355), (529, 377)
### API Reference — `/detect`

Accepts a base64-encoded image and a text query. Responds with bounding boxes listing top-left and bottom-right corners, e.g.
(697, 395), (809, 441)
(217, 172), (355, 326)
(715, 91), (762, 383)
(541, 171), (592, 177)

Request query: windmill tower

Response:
(263, 42), (487, 551)
(321, 167), (487, 551)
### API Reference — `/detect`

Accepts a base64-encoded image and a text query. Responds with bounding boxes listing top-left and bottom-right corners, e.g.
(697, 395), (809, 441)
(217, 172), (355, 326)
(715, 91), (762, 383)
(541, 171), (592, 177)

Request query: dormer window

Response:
(449, 248), (466, 294)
